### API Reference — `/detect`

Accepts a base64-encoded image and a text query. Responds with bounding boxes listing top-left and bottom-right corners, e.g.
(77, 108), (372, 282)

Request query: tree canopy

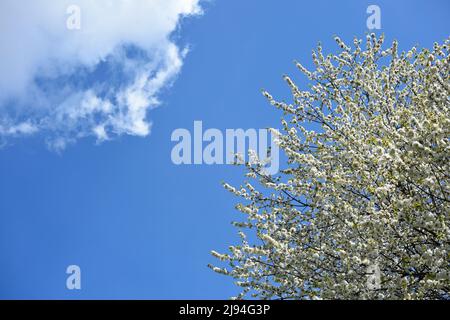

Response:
(210, 35), (450, 300)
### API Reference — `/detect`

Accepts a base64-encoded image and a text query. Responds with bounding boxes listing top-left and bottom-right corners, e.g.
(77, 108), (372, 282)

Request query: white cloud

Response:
(0, 0), (201, 149)
(0, 121), (38, 136)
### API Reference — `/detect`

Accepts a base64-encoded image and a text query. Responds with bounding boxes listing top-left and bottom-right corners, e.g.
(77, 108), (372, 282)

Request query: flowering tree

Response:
(210, 35), (450, 300)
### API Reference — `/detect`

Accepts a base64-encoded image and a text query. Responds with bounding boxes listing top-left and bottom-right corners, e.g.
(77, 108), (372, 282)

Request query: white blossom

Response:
(211, 36), (450, 300)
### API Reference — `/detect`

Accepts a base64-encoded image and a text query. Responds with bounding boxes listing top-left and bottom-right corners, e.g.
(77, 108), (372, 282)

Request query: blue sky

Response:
(0, 0), (449, 299)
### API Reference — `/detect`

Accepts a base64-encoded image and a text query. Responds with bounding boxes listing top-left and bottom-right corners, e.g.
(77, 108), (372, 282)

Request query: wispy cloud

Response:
(0, 0), (202, 150)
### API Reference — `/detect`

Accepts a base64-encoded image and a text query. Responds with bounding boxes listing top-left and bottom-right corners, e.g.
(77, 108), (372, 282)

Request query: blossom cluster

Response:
(210, 35), (450, 300)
